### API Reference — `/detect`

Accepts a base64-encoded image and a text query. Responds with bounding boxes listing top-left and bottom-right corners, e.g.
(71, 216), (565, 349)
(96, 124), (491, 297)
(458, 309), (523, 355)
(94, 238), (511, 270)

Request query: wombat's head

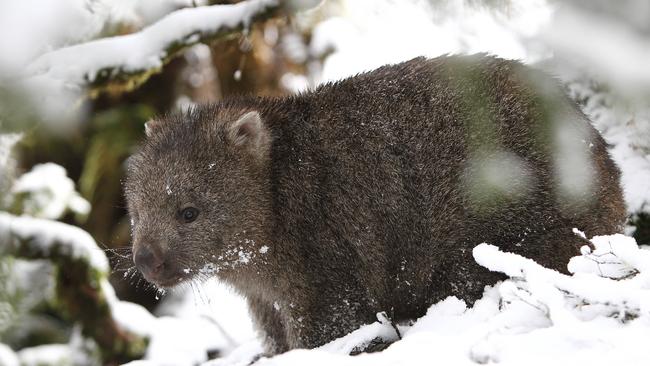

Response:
(124, 104), (272, 288)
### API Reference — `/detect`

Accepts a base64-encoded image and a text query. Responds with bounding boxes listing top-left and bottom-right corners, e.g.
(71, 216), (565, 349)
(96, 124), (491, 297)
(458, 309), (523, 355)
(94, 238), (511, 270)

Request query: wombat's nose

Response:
(134, 246), (164, 280)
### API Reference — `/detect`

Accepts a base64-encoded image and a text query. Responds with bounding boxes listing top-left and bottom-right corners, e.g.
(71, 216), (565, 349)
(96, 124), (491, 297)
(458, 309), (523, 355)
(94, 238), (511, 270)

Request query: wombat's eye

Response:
(180, 207), (199, 223)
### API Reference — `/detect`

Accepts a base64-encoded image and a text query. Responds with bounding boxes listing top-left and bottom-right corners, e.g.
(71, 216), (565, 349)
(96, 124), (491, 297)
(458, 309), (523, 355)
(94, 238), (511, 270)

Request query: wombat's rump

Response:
(125, 54), (626, 354)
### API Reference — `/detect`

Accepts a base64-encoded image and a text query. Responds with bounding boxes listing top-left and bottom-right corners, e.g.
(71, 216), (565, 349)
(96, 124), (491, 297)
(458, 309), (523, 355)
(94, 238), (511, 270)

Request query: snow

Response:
(564, 77), (650, 214)
(10, 163), (91, 220)
(310, 0), (552, 83)
(155, 279), (256, 348)
(317, 313), (401, 355)
(108, 278), (255, 366)
(16, 344), (72, 366)
(0, 344), (19, 366)
(204, 341), (264, 366)
(568, 234), (643, 278)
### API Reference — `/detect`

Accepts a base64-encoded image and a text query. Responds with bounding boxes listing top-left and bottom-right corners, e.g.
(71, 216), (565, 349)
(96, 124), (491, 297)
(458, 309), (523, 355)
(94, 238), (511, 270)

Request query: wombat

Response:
(124, 54), (626, 354)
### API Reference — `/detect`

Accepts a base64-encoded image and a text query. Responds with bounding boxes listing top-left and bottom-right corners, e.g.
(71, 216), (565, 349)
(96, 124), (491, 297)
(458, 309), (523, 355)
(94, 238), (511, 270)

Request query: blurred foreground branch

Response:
(0, 212), (147, 365)
(25, 0), (306, 99)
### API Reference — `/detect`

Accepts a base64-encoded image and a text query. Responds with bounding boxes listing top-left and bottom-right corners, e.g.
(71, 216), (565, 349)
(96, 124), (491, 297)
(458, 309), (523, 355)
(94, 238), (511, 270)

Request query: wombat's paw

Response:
(247, 353), (264, 365)
(349, 336), (394, 355)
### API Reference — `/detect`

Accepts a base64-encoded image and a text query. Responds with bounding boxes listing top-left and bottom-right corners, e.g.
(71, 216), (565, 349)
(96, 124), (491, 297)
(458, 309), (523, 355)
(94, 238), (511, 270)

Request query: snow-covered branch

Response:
(0, 212), (107, 271)
(473, 235), (650, 323)
(25, 0), (283, 98)
(0, 212), (147, 364)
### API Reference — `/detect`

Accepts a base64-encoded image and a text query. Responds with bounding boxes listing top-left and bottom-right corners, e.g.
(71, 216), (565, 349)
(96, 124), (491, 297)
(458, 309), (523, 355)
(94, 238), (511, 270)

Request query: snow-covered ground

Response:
(2, 0), (650, 365)
(246, 236), (650, 366)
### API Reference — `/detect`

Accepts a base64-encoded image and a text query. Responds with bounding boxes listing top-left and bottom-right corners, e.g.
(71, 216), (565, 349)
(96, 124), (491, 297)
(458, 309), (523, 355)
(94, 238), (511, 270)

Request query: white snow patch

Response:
(17, 344), (71, 366)
(311, 0), (552, 84)
(10, 163), (90, 219)
(154, 279), (256, 357)
(0, 344), (19, 366)
(572, 227), (587, 239)
(106, 276), (256, 365)
(318, 312), (401, 355)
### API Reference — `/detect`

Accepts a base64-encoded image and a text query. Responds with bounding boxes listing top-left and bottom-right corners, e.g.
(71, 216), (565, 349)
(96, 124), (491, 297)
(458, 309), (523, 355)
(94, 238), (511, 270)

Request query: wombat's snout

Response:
(133, 245), (164, 283)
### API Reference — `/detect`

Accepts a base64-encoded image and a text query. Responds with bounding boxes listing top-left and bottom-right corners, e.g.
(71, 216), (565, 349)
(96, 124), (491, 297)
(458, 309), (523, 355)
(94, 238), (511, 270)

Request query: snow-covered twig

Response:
(25, 0), (283, 98)
(473, 236), (650, 323)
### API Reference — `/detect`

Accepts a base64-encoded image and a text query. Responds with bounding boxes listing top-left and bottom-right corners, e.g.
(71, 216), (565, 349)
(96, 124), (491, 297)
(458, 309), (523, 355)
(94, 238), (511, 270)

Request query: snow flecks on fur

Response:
(200, 263), (218, 275)
(196, 237), (269, 276)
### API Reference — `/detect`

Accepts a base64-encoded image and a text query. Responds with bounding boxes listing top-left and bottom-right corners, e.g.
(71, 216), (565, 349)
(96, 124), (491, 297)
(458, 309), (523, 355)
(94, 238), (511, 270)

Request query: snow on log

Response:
(25, 0), (282, 97)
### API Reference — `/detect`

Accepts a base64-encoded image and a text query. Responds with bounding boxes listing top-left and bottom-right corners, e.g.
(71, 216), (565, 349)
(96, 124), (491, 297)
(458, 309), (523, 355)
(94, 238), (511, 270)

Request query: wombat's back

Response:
(265, 55), (625, 318)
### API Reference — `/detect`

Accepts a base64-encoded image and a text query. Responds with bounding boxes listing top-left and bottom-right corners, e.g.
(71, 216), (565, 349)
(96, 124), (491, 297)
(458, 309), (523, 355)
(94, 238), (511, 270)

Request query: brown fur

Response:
(124, 54), (626, 354)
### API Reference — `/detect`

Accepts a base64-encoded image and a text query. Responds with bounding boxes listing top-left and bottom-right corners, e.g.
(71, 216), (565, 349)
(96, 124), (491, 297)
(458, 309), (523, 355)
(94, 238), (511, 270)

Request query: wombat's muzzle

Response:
(133, 245), (165, 284)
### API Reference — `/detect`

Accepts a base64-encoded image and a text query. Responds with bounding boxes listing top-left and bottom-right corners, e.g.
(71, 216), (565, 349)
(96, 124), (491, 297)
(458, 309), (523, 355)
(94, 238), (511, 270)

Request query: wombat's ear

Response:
(228, 111), (270, 156)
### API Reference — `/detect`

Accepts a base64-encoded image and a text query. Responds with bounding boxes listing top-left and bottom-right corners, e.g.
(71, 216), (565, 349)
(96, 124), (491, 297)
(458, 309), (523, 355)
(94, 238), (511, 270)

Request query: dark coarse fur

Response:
(124, 54), (626, 354)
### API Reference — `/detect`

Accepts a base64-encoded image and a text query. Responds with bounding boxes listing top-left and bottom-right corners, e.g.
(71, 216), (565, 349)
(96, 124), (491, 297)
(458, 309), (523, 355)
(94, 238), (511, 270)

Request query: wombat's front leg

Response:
(283, 300), (371, 351)
(247, 296), (290, 355)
